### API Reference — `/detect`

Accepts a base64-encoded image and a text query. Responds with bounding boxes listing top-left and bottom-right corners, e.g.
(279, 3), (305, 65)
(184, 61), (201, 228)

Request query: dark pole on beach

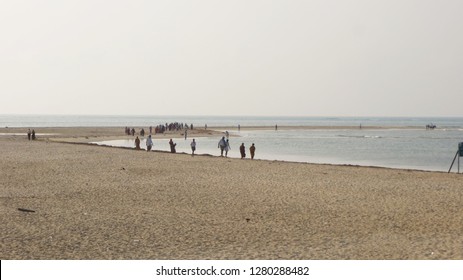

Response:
(460, 142), (463, 173)
(448, 151), (459, 173)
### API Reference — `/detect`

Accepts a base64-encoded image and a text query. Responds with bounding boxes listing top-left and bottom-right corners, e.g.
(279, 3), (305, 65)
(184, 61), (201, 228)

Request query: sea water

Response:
(245, 128), (463, 172)
(1, 114), (463, 128)
(2, 115), (462, 172)
(93, 127), (463, 172)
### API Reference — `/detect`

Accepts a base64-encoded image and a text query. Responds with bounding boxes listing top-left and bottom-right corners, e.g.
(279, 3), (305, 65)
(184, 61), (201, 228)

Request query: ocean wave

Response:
(336, 134), (382, 139)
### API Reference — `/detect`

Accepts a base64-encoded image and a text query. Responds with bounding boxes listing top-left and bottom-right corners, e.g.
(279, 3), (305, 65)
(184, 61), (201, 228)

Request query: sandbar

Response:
(1, 127), (462, 259)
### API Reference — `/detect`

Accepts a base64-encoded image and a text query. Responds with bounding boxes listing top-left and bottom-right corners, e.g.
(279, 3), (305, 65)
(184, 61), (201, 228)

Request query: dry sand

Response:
(1, 127), (462, 259)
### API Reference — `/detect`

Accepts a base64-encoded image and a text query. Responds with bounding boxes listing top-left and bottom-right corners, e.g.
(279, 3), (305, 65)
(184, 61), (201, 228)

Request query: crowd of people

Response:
(214, 131), (257, 159)
(25, 124), (258, 159)
(130, 127), (257, 159)
(154, 122), (194, 134)
(125, 122), (196, 136)
(125, 127), (136, 136)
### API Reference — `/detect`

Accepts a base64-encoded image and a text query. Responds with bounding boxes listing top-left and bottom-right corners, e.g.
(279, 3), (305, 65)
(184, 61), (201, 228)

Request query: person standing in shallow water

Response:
(239, 143), (246, 159)
(146, 135), (153, 151)
(169, 139), (177, 153)
(134, 136), (141, 150)
(190, 139), (196, 156)
(250, 143), (256, 159)
(218, 136), (226, 156)
(225, 139), (231, 157)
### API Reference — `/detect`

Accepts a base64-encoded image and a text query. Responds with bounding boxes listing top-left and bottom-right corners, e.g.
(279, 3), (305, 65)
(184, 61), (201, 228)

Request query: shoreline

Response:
(85, 141), (453, 174)
(0, 125), (454, 142)
(1, 124), (453, 132)
(61, 140), (459, 175)
(1, 135), (463, 259)
(2, 124), (460, 144)
(1, 126), (460, 173)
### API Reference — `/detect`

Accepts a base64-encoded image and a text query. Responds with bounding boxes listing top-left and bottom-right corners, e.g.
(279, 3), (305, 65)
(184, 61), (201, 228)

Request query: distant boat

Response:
(426, 123), (436, 130)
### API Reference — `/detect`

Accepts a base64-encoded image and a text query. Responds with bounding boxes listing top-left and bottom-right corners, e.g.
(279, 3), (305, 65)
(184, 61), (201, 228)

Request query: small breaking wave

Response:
(336, 134), (382, 139)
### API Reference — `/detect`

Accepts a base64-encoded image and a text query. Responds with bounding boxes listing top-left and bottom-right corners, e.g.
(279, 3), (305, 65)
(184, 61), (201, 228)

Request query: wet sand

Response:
(1, 127), (462, 259)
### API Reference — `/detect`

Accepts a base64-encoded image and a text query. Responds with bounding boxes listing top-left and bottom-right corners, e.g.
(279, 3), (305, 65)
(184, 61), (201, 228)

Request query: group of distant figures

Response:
(20, 123), (260, 158)
(126, 123), (195, 136)
(218, 136), (256, 159)
(125, 127), (149, 136)
(134, 135), (196, 155)
(131, 127), (257, 159)
(426, 123), (437, 130)
(130, 122), (195, 155)
(27, 129), (36, 140)
(134, 135), (153, 151)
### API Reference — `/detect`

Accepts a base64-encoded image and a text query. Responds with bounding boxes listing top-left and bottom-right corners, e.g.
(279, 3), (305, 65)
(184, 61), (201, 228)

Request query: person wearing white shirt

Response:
(146, 135), (153, 151)
(218, 137), (226, 156)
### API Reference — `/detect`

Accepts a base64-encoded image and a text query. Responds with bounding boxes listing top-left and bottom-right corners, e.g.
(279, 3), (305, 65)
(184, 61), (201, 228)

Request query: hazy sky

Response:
(1, 0), (462, 116)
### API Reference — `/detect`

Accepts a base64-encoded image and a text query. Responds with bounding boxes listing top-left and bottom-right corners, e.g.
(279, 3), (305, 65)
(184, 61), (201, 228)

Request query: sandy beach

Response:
(1, 127), (462, 259)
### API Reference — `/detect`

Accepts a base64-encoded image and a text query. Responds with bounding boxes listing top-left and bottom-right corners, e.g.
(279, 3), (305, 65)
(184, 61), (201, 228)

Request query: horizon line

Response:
(1, 113), (463, 118)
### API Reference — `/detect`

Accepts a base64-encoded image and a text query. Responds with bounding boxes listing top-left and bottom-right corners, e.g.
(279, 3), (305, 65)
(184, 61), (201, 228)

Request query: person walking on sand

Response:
(190, 139), (196, 156)
(146, 135), (153, 151)
(250, 143), (256, 159)
(135, 136), (141, 150)
(31, 129), (36, 140)
(225, 139), (231, 157)
(218, 136), (226, 156)
(27, 129), (31, 141)
(240, 143), (246, 159)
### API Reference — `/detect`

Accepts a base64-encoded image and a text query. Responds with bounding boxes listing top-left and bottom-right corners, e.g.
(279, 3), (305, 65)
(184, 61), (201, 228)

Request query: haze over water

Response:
(1, 115), (463, 128)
